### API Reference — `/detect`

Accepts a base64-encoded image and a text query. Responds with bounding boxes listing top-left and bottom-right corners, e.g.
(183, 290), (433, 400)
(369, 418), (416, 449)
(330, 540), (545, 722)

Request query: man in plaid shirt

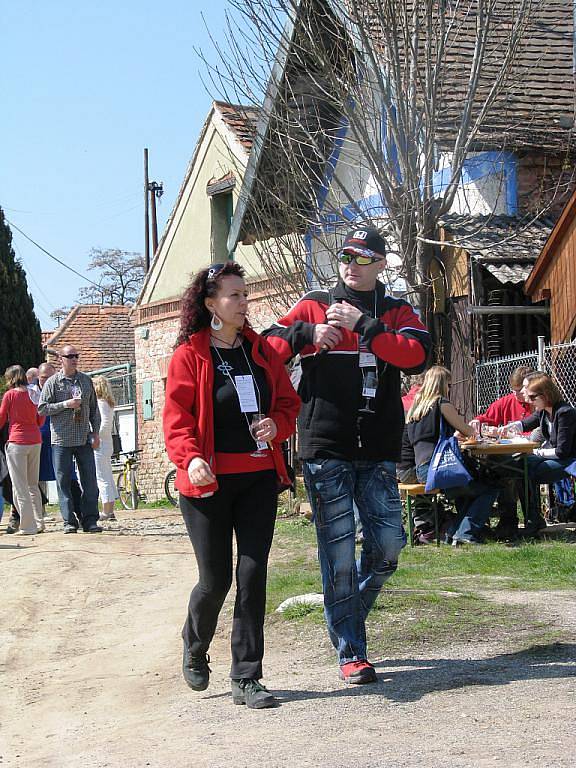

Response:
(38, 345), (102, 533)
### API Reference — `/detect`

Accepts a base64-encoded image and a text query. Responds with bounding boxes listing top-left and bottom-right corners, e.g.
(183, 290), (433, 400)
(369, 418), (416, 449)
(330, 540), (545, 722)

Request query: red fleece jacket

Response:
(163, 326), (300, 497)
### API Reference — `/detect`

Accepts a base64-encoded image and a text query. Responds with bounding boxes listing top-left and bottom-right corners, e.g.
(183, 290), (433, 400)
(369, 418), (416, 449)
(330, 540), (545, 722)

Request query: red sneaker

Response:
(338, 660), (377, 684)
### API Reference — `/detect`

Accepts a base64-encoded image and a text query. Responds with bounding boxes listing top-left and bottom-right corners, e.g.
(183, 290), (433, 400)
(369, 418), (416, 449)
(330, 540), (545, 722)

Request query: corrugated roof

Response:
(440, 214), (555, 284)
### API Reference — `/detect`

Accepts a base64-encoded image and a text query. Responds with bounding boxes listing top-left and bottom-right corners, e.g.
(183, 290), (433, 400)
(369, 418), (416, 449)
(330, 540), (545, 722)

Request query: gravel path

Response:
(1, 508), (575, 768)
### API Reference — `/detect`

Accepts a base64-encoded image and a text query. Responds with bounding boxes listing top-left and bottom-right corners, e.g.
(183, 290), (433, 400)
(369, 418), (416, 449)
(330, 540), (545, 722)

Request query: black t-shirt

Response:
(210, 339), (272, 453)
(406, 398), (454, 467)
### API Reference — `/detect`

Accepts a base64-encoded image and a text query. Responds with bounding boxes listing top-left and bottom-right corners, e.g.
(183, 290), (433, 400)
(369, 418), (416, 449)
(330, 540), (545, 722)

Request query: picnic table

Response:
(461, 439), (539, 513)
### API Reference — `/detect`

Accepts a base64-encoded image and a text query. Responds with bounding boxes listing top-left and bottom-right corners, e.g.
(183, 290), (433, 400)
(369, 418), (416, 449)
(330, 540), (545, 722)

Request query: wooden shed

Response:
(525, 189), (576, 343)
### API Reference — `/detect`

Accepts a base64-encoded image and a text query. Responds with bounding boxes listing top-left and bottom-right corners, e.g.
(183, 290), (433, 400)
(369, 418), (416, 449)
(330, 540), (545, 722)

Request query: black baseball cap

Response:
(341, 227), (387, 260)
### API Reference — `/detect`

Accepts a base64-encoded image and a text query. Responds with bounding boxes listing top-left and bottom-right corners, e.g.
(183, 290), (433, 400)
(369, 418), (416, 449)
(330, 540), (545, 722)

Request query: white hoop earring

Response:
(210, 313), (223, 331)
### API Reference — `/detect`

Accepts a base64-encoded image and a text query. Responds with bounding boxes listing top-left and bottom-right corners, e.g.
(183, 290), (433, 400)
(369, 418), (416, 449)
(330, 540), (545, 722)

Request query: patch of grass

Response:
(281, 602), (323, 620)
(131, 498), (176, 510)
(267, 518), (320, 612)
(266, 519), (574, 651)
(396, 540), (576, 590)
(368, 590), (561, 652)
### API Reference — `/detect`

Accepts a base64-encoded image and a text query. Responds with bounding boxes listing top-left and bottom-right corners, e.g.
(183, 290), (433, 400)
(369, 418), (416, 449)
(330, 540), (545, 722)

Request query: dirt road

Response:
(2, 509), (576, 768)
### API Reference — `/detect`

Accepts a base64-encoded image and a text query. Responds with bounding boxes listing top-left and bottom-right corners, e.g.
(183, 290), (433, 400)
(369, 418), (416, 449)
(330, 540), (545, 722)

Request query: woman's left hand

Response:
(254, 417), (277, 442)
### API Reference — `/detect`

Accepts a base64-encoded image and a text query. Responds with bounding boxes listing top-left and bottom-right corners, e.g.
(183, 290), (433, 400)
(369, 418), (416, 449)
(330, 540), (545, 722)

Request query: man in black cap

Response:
(263, 226), (430, 683)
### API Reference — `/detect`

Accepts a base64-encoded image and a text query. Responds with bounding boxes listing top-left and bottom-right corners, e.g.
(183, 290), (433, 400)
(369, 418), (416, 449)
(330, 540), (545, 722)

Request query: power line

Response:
(6, 219), (101, 289)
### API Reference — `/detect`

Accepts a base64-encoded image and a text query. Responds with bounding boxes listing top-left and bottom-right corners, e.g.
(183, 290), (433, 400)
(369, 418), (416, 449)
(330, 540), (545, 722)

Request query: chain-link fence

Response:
(475, 341), (576, 412)
(88, 366), (136, 407)
(542, 342), (576, 407)
(105, 372), (136, 406)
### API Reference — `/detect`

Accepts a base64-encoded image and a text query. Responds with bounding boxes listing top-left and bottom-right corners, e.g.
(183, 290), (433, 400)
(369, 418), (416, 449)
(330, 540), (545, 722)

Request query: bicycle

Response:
(164, 467), (179, 507)
(114, 451), (142, 510)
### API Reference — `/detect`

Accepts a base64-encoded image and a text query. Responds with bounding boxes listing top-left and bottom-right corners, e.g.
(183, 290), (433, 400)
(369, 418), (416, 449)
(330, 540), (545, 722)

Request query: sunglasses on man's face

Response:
(337, 252), (385, 266)
(61, 354), (79, 359)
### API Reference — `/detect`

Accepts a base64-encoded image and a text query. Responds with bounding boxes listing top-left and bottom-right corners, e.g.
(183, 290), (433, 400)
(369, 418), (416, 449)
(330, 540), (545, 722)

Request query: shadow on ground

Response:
(204, 642), (576, 706)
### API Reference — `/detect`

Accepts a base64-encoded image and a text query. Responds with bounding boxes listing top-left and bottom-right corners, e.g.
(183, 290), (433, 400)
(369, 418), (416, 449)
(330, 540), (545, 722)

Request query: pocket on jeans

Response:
(378, 462), (401, 498)
(305, 461), (350, 526)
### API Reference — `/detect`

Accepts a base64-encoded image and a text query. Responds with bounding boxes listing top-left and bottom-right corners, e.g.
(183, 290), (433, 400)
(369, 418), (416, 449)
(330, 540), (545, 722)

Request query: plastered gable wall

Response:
(143, 122), (263, 305)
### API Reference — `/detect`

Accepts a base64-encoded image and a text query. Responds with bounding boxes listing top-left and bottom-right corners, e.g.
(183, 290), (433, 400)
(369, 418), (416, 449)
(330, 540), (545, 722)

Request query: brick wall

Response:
(134, 313), (180, 501)
(517, 153), (575, 218)
(133, 291), (288, 500)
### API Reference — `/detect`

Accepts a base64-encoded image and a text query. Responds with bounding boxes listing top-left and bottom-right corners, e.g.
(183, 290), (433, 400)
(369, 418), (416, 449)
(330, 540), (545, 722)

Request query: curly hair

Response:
(93, 375), (116, 407)
(175, 262), (246, 347)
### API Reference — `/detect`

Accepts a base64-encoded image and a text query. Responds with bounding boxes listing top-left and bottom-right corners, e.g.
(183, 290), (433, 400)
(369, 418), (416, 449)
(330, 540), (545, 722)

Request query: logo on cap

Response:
(352, 230), (368, 240)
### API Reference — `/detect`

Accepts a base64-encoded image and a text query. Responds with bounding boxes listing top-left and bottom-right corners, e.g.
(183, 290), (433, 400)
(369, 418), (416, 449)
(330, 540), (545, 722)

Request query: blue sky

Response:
(1, 0), (237, 329)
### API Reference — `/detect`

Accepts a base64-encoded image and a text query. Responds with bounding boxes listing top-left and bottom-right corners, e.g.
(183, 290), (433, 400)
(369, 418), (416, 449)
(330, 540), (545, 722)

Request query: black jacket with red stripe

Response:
(262, 280), (431, 462)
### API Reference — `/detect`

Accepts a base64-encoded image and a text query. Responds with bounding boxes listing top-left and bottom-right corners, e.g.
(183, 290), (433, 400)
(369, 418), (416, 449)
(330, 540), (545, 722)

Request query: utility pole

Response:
(143, 148), (164, 271)
(148, 181), (163, 255)
(144, 148), (150, 272)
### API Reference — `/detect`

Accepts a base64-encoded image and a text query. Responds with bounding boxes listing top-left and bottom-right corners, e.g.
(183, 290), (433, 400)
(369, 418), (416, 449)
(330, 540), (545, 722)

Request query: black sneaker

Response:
(63, 524), (78, 534)
(6, 514), (19, 534)
(84, 525), (103, 533)
(182, 646), (210, 691)
(231, 679), (277, 709)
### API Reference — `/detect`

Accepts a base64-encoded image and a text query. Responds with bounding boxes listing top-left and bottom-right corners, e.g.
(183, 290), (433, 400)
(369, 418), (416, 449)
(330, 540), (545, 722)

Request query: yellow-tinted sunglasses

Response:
(338, 251), (384, 266)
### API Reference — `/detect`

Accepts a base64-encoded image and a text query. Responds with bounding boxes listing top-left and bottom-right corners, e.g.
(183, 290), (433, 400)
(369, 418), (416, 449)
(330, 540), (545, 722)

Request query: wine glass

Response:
(359, 371), (378, 414)
(71, 383), (82, 421)
(249, 413), (268, 457)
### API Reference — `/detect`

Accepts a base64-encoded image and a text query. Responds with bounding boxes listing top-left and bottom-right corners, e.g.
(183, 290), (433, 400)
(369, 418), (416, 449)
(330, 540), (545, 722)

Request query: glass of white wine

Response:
(71, 383), (82, 422)
(249, 413), (267, 457)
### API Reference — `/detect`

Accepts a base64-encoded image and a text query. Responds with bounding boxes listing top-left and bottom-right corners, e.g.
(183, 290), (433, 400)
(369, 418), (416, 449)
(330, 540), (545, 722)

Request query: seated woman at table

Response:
(502, 372), (576, 536)
(469, 365), (536, 541)
(406, 366), (500, 545)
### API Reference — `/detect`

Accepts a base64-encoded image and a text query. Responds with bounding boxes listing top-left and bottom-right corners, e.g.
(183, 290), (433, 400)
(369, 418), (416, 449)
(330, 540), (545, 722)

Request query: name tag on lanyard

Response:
(234, 375), (259, 413)
(358, 340), (376, 369)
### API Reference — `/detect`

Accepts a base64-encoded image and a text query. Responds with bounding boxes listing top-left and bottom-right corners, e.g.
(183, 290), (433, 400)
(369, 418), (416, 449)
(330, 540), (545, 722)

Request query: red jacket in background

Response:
(0, 388), (45, 444)
(402, 385), (422, 414)
(475, 392), (533, 427)
(163, 326), (301, 498)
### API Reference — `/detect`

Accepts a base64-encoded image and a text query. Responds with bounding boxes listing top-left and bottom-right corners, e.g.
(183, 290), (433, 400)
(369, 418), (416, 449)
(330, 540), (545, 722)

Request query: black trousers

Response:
(180, 470), (277, 680)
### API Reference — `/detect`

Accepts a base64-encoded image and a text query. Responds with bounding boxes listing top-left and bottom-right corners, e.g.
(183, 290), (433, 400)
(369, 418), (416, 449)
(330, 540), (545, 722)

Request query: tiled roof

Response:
(440, 214), (556, 284)
(214, 101), (260, 153)
(41, 330), (53, 346)
(419, 1), (575, 153)
(43, 305), (135, 372)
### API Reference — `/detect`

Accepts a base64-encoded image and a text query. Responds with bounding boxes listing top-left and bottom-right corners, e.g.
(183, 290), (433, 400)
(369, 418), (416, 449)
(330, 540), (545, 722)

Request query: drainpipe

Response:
(537, 335), (546, 371)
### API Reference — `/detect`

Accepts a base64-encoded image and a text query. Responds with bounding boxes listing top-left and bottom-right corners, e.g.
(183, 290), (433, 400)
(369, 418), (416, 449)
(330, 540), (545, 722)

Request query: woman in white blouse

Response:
(93, 376), (118, 520)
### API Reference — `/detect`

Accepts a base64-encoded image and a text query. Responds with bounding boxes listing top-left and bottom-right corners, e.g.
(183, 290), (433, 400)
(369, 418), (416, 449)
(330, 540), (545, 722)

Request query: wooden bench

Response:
(398, 483), (441, 547)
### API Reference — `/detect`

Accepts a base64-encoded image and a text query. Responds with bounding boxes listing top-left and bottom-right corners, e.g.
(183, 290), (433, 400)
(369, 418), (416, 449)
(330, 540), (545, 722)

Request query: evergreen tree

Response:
(0, 207), (43, 372)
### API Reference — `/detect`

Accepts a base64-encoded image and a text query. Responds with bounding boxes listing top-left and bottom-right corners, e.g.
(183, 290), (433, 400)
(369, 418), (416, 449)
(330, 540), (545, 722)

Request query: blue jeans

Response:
(52, 443), (100, 529)
(525, 455), (573, 529)
(416, 463), (499, 542)
(303, 459), (405, 664)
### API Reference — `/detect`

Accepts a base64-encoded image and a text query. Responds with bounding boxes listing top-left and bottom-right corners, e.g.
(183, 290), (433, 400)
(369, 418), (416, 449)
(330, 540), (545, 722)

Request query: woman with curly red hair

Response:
(163, 262), (300, 709)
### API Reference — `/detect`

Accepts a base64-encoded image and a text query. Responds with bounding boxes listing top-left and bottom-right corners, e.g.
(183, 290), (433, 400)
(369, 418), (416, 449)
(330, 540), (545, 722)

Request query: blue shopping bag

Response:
(425, 416), (473, 492)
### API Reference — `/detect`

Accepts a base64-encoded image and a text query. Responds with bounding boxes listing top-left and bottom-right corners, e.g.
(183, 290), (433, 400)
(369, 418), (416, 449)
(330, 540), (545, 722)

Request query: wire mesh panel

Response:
(105, 372), (136, 406)
(475, 351), (539, 413)
(544, 342), (576, 406)
(475, 341), (576, 411)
